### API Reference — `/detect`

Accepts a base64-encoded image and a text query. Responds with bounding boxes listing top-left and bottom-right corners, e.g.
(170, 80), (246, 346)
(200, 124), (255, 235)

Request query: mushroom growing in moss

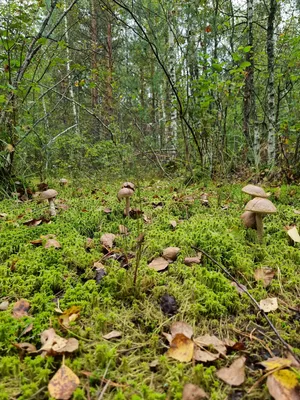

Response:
(40, 189), (58, 217)
(245, 197), (277, 243)
(117, 187), (134, 216)
(242, 184), (270, 198)
(122, 181), (135, 191)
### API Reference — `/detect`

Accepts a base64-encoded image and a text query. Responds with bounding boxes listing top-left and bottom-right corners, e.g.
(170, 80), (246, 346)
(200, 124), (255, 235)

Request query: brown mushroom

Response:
(241, 211), (257, 229)
(245, 197), (277, 243)
(117, 187), (134, 216)
(242, 184), (270, 199)
(122, 182), (135, 191)
(40, 189), (58, 217)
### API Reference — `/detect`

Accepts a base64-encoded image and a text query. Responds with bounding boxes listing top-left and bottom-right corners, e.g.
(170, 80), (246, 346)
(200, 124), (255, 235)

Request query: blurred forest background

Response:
(1, 0), (300, 191)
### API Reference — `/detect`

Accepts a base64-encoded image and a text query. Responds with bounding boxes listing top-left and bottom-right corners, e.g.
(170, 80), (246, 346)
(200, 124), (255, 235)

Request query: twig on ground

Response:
(192, 245), (300, 363)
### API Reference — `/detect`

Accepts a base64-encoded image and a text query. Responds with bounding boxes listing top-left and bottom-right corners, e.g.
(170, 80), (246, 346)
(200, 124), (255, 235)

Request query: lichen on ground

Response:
(0, 179), (299, 399)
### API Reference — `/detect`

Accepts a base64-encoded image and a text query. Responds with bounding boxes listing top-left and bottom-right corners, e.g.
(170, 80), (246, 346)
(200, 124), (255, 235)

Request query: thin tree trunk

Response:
(104, 18), (113, 122)
(90, 0), (98, 108)
(266, 0), (277, 166)
(64, 0), (79, 134)
(168, 15), (177, 156)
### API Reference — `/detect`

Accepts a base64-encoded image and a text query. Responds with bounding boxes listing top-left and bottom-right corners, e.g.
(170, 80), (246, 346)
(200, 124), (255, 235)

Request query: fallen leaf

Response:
(162, 247), (180, 261)
(259, 357), (292, 372)
(100, 233), (116, 248)
(286, 226), (300, 243)
(103, 208), (112, 213)
(30, 238), (43, 246)
(48, 364), (80, 400)
(44, 239), (61, 249)
(0, 300), (9, 311)
(0, 213), (8, 219)
(170, 322), (193, 339)
(266, 369), (299, 400)
(23, 218), (43, 227)
(254, 267), (275, 287)
(119, 225), (128, 235)
(170, 220), (177, 228)
(167, 333), (194, 362)
(293, 210), (300, 215)
(193, 348), (220, 362)
(13, 299), (30, 318)
(149, 359), (159, 371)
(94, 264), (106, 284)
(148, 257), (169, 271)
(129, 208), (143, 218)
(20, 323), (33, 337)
(143, 215), (152, 224)
(260, 297), (278, 312)
(182, 383), (208, 400)
(58, 306), (80, 328)
(286, 352), (300, 368)
(40, 328), (79, 355)
(216, 356), (246, 386)
(194, 334), (227, 356)
(13, 342), (37, 353)
(184, 257), (202, 266)
(103, 330), (122, 340)
(231, 281), (247, 295)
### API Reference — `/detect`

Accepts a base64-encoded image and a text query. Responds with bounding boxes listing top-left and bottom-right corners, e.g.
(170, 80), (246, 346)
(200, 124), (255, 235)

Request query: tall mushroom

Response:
(118, 187), (134, 216)
(245, 197), (277, 243)
(59, 178), (68, 187)
(40, 189), (58, 217)
(242, 184), (270, 198)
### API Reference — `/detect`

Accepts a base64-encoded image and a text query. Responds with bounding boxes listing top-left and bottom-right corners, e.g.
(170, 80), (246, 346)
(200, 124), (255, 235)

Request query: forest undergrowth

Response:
(0, 178), (299, 399)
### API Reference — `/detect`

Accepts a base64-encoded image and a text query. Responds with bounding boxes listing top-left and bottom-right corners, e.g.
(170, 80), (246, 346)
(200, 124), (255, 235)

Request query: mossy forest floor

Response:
(0, 178), (299, 399)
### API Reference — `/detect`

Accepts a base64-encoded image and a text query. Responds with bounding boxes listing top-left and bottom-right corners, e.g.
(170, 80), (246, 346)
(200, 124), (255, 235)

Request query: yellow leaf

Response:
(48, 365), (80, 399)
(167, 333), (194, 362)
(267, 369), (299, 400)
(287, 226), (300, 243)
(260, 357), (292, 371)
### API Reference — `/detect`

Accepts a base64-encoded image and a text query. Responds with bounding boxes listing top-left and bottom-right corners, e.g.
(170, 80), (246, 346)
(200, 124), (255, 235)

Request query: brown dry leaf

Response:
(103, 330), (122, 340)
(254, 267), (275, 287)
(13, 342), (37, 353)
(48, 364), (80, 400)
(184, 257), (201, 266)
(13, 299), (30, 318)
(162, 332), (173, 344)
(287, 352), (300, 368)
(260, 297), (278, 312)
(182, 383), (208, 400)
(148, 257), (169, 271)
(259, 357), (292, 372)
(100, 233), (116, 248)
(143, 215), (152, 224)
(119, 225), (128, 235)
(20, 323), (33, 337)
(194, 334), (227, 356)
(30, 238), (43, 246)
(193, 347), (220, 362)
(40, 328), (79, 355)
(266, 369), (300, 400)
(103, 207), (112, 213)
(231, 281), (247, 295)
(170, 220), (177, 228)
(58, 306), (80, 328)
(286, 226), (300, 243)
(23, 218), (43, 227)
(170, 322), (193, 339)
(167, 333), (194, 362)
(44, 239), (61, 249)
(216, 356), (246, 386)
(0, 300), (9, 311)
(162, 247), (180, 261)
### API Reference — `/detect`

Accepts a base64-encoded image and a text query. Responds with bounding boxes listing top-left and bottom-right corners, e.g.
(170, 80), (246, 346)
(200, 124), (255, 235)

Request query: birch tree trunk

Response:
(167, 14), (177, 156)
(266, 0), (277, 166)
(64, 0), (79, 134)
(90, 0), (98, 108)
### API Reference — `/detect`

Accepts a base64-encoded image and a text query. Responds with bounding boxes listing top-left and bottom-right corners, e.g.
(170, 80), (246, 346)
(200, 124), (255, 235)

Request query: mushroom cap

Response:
(245, 197), (277, 214)
(118, 187), (134, 200)
(242, 184), (270, 198)
(40, 189), (58, 200)
(122, 182), (135, 191)
(59, 178), (68, 183)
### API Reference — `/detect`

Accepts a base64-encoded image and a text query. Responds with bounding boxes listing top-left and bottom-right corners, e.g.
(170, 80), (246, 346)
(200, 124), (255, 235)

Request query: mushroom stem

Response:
(125, 197), (130, 216)
(48, 199), (56, 216)
(255, 214), (263, 243)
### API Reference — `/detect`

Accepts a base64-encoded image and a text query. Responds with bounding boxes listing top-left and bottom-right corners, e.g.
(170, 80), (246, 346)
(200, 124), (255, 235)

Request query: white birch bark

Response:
(168, 19), (177, 156)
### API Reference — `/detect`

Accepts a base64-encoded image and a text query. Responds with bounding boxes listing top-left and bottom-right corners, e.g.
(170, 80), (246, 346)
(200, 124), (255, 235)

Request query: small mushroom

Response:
(59, 178), (68, 186)
(242, 184), (270, 199)
(117, 187), (134, 216)
(122, 182), (135, 191)
(245, 197), (277, 243)
(40, 189), (58, 216)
